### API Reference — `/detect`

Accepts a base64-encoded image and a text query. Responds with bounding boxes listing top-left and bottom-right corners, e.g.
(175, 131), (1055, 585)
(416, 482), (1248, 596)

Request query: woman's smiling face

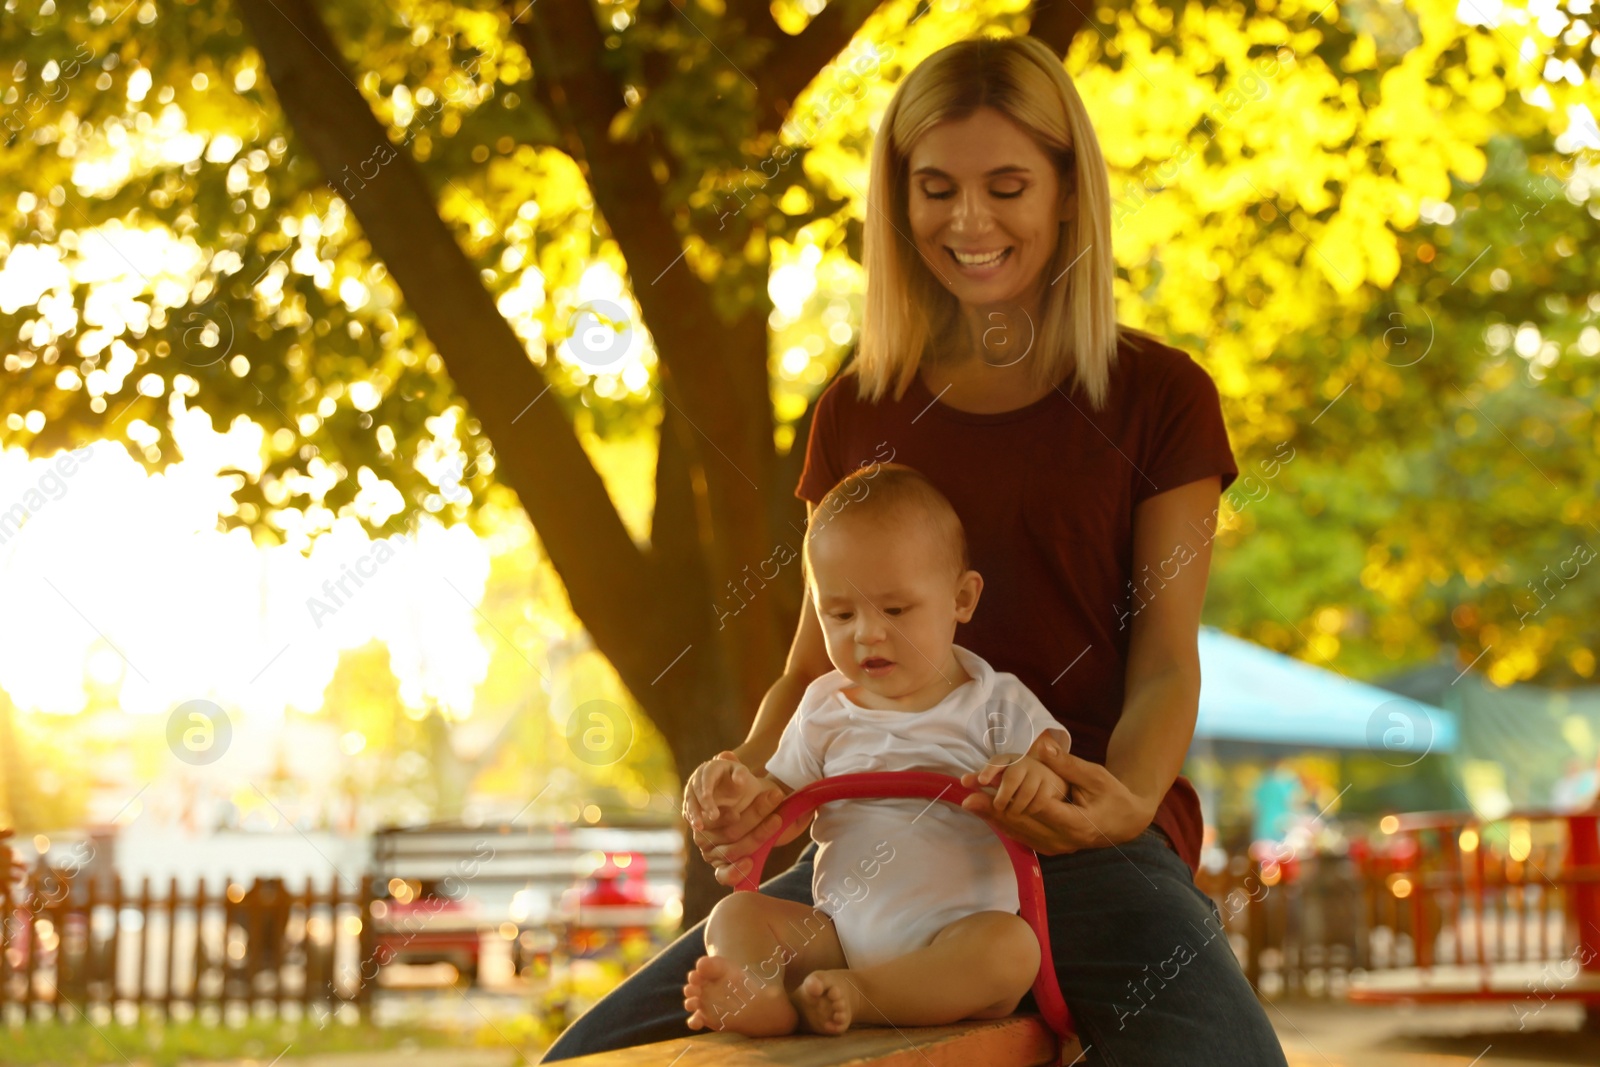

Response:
(906, 105), (1069, 312)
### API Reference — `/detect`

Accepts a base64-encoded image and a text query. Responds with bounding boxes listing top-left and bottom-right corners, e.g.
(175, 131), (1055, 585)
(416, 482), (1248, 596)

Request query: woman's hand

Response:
(682, 751), (789, 887)
(959, 738), (1160, 855)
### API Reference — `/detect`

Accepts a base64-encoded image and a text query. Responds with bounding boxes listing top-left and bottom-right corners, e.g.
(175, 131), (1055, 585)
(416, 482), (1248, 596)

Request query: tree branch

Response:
(508, 1), (791, 737)
(754, 0), (883, 135)
(1028, 0), (1091, 61)
(235, 0), (676, 687)
(729, 0), (784, 37)
(507, 1), (752, 449)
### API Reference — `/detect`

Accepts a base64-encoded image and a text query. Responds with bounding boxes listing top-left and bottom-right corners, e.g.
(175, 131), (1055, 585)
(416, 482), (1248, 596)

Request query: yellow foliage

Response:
(1465, 77), (1506, 114)
(1466, 32), (1501, 79)
(1341, 34), (1378, 72)
(583, 432), (657, 544)
(1572, 649), (1596, 678)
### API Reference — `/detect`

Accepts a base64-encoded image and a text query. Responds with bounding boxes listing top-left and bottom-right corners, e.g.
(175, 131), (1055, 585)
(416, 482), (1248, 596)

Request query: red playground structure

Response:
(1347, 806), (1600, 1025)
(737, 771), (1074, 1042)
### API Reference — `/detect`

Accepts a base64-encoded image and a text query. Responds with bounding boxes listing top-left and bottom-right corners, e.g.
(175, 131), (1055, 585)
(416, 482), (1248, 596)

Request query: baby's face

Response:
(808, 514), (979, 703)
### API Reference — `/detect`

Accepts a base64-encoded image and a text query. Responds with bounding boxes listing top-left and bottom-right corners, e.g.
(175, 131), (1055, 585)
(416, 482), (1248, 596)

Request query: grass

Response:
(0, 1016), (469, 1066)
(0, 959), (631, 1064)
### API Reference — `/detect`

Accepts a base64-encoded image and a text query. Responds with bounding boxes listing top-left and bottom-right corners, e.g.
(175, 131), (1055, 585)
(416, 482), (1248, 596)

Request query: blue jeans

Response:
(540, 830), (1287, 1066)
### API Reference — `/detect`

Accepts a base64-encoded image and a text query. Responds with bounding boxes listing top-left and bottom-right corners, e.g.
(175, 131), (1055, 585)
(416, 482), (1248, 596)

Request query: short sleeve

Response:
(974, 678), (1072, 762)
(1133, 354), (1239, 505)
(795, 378), (846, 504)
(764, 695), (825, 790)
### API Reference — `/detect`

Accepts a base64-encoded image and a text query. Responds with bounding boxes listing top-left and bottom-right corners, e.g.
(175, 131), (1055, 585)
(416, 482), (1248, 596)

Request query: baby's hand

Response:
(977, 755), (1068, 816)
(698, 756), (782, 826)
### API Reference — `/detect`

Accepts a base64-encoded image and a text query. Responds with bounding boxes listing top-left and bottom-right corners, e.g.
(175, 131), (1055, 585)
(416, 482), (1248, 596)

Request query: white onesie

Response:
(764, 644), (1069, 970)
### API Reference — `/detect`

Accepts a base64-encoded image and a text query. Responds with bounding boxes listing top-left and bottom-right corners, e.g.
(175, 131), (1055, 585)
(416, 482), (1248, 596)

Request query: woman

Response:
(542, 34), (1288, 1064)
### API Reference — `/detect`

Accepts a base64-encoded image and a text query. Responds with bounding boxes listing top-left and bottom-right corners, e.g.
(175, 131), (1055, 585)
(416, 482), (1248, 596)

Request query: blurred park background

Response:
(0, 0), (1598, 1063)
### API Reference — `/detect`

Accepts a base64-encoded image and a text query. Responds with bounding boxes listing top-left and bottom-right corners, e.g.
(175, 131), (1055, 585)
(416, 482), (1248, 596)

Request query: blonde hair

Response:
(854, 34), (1158, 411)
(806, 462), (969, 582)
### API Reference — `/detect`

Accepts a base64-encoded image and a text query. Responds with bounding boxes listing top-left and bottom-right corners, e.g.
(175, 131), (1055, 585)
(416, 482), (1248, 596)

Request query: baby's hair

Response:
(805, 462), (970, 579)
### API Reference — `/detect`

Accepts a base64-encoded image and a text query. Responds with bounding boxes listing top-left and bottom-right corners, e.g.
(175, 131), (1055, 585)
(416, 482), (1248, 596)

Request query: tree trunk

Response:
(239, 0), (1089, 932)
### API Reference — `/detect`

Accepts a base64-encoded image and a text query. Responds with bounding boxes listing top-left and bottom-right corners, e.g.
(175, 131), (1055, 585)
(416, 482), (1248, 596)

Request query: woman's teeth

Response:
(949, 247), (1011, 267)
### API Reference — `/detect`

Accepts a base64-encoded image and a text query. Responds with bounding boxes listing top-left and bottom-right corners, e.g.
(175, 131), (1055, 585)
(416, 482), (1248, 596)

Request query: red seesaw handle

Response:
(731, 770), (1073, 1039)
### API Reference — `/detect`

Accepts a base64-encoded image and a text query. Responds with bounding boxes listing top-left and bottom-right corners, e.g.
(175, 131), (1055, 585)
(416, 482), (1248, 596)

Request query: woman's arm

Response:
(959, 476), (1220, 853)
(1103, 475), (1215, 821)
(730, 564), (832, 768)
(685, 503), (833, 881)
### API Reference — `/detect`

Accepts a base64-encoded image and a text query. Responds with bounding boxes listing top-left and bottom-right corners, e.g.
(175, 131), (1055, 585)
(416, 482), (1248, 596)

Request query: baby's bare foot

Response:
(792, 969), (855, 1035)
(683, 955), (797, 1036)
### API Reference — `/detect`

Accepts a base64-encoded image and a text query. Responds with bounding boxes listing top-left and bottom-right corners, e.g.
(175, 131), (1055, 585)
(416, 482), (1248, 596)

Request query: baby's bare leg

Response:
(683, 892), (846, 1036)
(795, 911), (1039, 1033)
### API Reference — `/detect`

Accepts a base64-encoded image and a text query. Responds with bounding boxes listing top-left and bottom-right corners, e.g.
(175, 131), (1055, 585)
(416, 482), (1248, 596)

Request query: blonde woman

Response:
(544, 35), (1286, 1064)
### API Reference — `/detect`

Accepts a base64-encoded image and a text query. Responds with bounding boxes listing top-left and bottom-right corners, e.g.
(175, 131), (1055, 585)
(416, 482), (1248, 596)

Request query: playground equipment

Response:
(736, 770), (1074, 1041)
(1346, 806), (1600, 1022)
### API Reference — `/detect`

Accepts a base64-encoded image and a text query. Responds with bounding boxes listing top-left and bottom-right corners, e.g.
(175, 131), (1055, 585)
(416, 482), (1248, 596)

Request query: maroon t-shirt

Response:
(794, 331), (1239, 876)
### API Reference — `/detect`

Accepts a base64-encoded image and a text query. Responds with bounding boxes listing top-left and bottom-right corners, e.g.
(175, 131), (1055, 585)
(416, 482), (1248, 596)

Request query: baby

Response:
(682, 462), (1072, 1036)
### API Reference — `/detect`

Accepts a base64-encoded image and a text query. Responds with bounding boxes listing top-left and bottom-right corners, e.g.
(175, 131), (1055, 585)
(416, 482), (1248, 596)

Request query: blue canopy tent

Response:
(1188, 627), (1462, 838)
(1194, 626), (1458, 754)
